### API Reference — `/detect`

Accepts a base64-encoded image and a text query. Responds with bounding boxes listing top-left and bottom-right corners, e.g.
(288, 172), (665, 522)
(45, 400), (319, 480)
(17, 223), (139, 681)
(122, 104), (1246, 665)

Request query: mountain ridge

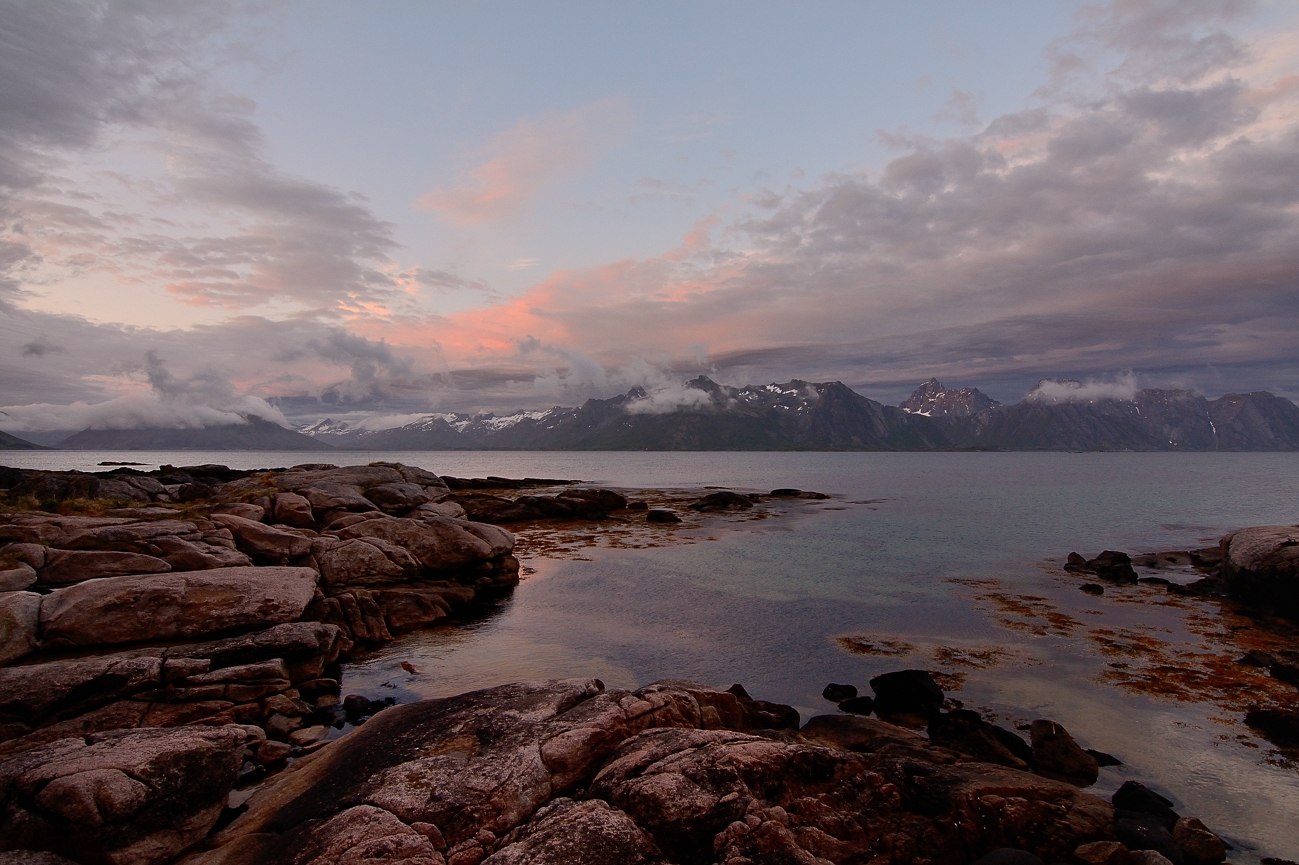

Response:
(21, 378), (1299, 451)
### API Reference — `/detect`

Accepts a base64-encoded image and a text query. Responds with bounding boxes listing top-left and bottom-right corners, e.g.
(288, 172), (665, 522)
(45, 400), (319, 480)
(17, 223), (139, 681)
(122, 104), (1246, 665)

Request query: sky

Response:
(2, 0), (1299, 432)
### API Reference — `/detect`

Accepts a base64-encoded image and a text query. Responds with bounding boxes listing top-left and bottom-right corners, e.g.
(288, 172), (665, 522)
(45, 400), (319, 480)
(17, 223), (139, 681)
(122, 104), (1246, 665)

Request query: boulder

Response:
(1222, 525), (1299, 617)
(0, 564), (37, 593)
(821, 683), (857, 702)
(1074, 841), (1132, 865)
(686, 491), (754, 511)
(410, 501), (466, 521)
(1030, 720), (1099, 785)
(273, 465), (404, 492)
(0, 592), (41, 665)
(208, 515), (313, 565)
(837, 695), (874, 715)
(330, 516), (502, 571)
(210, 503), (264, 522)
(1172, 817), (1226, 865)
(645, 509), (680, 524)
(1114, 817), (1184, 865)
(149, 536), (252, 571)
(38, 567), (319, 648)
(54, 520), (202, 553)
(928, 710), (1029, 769)
(0, 655), (164, 728)
(271, 493), (315, 529)
(0, 725), (246, 865)
(869, 669), (944, 720)
(1066, 550), (1139, 583)
(1112, 780), (1179, 828)
(1, 544), (46, 571)
(37, 550), (171, 587)
(312, 537), (416, 587)
(363, 482), (433, 514)
(300, 485), (378, 515)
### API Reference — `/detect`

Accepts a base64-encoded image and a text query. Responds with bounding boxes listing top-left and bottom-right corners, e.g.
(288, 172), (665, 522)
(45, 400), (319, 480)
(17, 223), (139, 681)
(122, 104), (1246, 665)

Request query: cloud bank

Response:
(3, 0), (1299, 429)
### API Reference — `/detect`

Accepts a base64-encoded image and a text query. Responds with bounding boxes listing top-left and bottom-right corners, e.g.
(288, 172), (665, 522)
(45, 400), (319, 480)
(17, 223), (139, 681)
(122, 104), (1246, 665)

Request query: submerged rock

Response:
(869, 669), (944, 720)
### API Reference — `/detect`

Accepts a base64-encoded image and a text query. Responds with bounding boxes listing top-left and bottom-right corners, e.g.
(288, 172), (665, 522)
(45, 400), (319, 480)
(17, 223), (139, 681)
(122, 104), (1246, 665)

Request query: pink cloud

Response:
(417, 98), (633, 223)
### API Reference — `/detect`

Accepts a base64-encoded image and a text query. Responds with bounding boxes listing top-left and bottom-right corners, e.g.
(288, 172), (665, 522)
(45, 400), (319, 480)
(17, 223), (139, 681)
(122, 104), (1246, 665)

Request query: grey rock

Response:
(38, 567), (319, 648)
(1222, 525), (1299, 617)
(1031, 720), (1099, 785)
(0, 592), (41, 665)
(312, 537), (416, 587)
(38, 550), (171, 586)
(364, 482), (433, 514)
(330, 516), (501, 571)
(1, 545), (46, 570)
(0, 564), (37, 593)
(208, 515), (313, 564)
(149, 536), (252, 571)
(271, 493), (315, 529)
(210, 503), (265, 522)
(55, 520), (202, 553)
(0, 724), (246, 865)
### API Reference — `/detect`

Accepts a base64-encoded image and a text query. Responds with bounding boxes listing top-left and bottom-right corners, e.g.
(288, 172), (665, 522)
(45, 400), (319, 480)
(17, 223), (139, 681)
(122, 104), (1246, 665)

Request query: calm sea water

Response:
(7, 450), (1299, 859)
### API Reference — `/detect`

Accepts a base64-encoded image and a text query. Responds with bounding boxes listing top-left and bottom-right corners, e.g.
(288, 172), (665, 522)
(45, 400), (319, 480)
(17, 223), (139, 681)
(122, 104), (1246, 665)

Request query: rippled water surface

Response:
(8, 450), (1299, 859)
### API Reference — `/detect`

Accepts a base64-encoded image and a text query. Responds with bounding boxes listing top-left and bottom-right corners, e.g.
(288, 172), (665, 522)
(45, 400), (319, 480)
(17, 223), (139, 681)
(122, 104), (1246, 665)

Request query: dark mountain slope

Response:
(0, 429), (47, 449)
(59, 416), (333, 451)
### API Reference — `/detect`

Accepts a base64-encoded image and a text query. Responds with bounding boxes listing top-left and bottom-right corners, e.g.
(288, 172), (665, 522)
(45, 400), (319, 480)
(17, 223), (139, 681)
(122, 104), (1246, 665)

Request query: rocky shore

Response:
(0, 463), (1288, 864)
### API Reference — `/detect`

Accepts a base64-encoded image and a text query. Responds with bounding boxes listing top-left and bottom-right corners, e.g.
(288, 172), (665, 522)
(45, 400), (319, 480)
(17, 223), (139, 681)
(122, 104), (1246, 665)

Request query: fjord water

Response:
(8, 450), (1299, 858)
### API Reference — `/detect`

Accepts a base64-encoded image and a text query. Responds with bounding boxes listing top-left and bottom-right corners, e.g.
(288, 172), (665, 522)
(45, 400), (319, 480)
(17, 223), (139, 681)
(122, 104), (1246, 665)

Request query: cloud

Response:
(0, 1), (406, 315)
(0, 348), (289, 431)
(1024, 373), (1141, 404)
(623, 382), (713, 414)
(387, 1), (1299, 404)
(418, 98), (634, 223)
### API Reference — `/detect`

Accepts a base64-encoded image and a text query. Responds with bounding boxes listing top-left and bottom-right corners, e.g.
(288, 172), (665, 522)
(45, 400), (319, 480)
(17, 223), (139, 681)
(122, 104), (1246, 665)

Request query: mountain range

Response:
(7, 377), (1299, 451)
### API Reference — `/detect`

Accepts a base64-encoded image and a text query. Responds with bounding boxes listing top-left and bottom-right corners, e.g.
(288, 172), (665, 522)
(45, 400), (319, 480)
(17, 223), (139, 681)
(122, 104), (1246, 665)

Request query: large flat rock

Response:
(330, 515), (511, 571)
(38, 567), (318, 648)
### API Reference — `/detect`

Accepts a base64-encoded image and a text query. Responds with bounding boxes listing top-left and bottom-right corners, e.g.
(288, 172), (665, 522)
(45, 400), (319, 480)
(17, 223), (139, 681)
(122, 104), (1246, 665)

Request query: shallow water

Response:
(8, 450), (1299, 859)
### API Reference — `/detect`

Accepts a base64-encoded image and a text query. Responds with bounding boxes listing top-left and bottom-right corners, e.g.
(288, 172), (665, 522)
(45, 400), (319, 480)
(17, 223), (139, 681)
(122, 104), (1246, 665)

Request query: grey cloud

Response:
(0, 1), (405, 313)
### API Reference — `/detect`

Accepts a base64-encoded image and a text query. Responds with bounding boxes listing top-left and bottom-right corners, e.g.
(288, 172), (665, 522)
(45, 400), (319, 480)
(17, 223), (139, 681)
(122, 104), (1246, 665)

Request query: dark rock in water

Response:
(342, 694), (372, 721)
(822, 683), (857, 702)
(1173, 817), (1227, 865)
(987, 722), (1035, 765)
(1090, 551), (1138, 583)
(1115, 817), (1185, 865)
(1245, 707), (1299, 748)
(970, 849), (1046, 865)
(1065, 550), (1138, 583)
(1030, 720), (1099, 785)
(626, 501), (648, 510)
(645, 509), (681, 523)
(1086, 748), (1123, 767)
(869, 669), (944, 719)
(1112, 781), (1178, 828)
(1221, 525), (1299, 618)
(1138, 577), (1171, 586)
(928, 710), (1029, 769)
(1080, 583), (1105, 595)
(1065, 552), (1090, 572)
(687, 491), (755, 511)
(723, 684), (800, 729)
(769, 488), (830, 499)
(837, 696), (874, 715)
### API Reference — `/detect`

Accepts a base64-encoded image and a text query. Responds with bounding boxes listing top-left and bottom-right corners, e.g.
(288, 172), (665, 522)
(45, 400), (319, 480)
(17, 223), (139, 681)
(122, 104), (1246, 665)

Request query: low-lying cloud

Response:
(623, 383), (714, 415)
(1025, 373), (1142, 404)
